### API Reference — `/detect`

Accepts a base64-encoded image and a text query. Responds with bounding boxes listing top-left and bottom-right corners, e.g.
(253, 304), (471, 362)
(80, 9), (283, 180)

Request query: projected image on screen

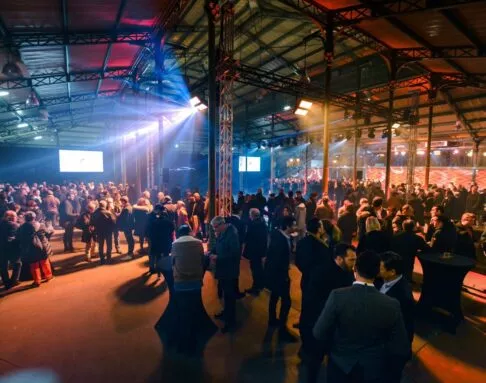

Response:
(59, 150), (104, 173)
(239, 156), (261, 172)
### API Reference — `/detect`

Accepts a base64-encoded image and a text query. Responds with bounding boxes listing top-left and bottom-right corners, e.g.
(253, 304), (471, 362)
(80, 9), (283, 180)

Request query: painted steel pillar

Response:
(385, 56), (396, 198)
(425, 100), (434, 187)
(473, 140), (480, 183)
(353, 127), (359, 189)
(206, 0), (217, 220)
(322, 13), (334, 195)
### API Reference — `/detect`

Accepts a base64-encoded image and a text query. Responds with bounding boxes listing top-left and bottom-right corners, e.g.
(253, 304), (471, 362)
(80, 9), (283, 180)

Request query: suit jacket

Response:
(383, 277), (415, 344)
(295, 234), (332, 291)
(313, 284), (410, 381)
(357, 230), (390, 254)
(391, 231), (428, 281)
(265, 230), (291, 293)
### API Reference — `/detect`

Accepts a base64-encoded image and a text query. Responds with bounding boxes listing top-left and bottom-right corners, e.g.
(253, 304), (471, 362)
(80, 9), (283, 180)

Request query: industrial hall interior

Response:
(0, 1), (486, 383)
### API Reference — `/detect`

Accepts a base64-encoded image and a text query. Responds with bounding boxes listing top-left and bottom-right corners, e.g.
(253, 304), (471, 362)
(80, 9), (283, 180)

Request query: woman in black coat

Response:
(17, 212), (53, 287)
(357, 216), (390, 255)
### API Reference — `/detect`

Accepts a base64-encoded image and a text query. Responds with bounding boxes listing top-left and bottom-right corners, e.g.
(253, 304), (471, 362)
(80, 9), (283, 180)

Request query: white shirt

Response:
(353, 281), (375, 288)
(379, 275), (403, 294)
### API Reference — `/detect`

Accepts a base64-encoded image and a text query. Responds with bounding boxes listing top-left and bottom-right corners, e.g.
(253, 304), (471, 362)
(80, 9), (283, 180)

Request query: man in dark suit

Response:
(379, 251), (415, 345)
(313, 251), (410, 383)
(242, 208), (268, 295)
(265, 215), (297, 341)
(302, 243), (356, 383)
(211, 216), (241, 333)
(391, 219), (429, 282)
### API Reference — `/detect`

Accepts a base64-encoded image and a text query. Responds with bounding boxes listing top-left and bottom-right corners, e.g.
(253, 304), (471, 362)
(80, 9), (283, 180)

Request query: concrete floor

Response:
(0, 231), (485, 383)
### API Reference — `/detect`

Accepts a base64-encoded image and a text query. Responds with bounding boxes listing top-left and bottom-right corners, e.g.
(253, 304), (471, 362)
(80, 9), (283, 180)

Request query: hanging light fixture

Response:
(2, 50), (23, 77)
(26, 89), (40, 107)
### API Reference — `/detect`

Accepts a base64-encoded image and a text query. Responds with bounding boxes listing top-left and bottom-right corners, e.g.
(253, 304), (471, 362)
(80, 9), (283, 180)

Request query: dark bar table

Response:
(417, 253), (475, 331)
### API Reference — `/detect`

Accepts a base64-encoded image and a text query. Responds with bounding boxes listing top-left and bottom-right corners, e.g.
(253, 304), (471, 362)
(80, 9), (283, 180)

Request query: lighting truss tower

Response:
(217, 1), (236, 217)
(406, 91), (420, 192)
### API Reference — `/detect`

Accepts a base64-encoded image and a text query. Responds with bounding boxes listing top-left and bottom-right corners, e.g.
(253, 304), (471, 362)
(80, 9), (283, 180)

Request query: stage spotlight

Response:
(295, 99), (313, 116)
(283, 105), (291, 111)
(394, 128), (401, 137)
(33, 135), (43, 140)
(433, 150), (442, 156)
(453, 149), (459, 155)
(345, 131), (353, 141)
(381, 129), (388, 139)
(189, 96), (207, 111)
(26, 89), (40, 107)
(417, 150), (425, 156)
(368, 128), (375, 139)
(0, 91), (9, 97)
(392, 123), (401, 129)
(17, 122), (28, 128)
(467, 150), (473, 157)
(174, 143), (179, 149)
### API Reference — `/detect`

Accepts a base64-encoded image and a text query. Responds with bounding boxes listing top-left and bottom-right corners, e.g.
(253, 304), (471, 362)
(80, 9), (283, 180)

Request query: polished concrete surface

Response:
(0, 231), (485, 383)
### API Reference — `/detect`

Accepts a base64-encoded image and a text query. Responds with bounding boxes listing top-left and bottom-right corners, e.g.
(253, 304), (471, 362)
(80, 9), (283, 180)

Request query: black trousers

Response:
(219, 278), (236, 326)
(0, 257), (22, 287)
(122, 229), (135, 253)
(249, 257), (264, 289)
(327, 358), (383, 383)
(98, 232), (113, 261)
(113, 229), (119, 248)
(269, 278), (291, 325)
(63, 221), (74, 250)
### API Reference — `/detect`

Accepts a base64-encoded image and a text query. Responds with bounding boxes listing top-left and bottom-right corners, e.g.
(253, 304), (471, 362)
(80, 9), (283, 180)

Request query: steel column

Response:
(425, 92), (435, 187)
(472, 140), (480, 183)
(353, 126), (359, 189)
(322, 13), (334, 195)
(206, 0), (217, 220)
(385, 58), (396, 199)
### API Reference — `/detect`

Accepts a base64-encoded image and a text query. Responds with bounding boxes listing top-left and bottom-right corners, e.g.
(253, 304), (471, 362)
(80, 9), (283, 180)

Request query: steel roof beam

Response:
(0, 66), (186, 90)
(322, 0), (485, 25)
(95, 0), (129, 97)
(440, 89), (479, 140)
(0, 29), (152, 48)
(441, 9), (484, 49)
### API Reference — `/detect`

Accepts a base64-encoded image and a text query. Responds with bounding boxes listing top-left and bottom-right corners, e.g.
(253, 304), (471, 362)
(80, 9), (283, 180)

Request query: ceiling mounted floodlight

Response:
(295, 99), (313, 116)
(33, 135), (43, 140)
(26, 89), (40, 107)
(17, 122), (28, 128)
(392, 122), (401, 129)
(0, 90), (9, 97)
(190, 96), (207, 111)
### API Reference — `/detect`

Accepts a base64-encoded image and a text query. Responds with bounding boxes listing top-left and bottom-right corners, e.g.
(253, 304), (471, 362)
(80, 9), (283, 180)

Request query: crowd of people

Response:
(0, 178), (484, 383)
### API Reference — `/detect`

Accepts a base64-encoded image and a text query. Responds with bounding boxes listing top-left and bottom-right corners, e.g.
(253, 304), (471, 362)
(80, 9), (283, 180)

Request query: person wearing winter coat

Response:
(118, 196), (135, 259)
(60, 192), (80, 252)
(90, 200), (116, 264)
(0, 210), (21, 290)
(17, 211), (53, 287)
(78, 202), (97, 262)
(145, 205), (175, 290)
(132, 198), (151, 253)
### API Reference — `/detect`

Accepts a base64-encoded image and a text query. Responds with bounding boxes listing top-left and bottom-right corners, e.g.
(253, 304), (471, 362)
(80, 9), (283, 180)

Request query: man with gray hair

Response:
(90, 200), (116, 265)
(242, 208), (268, 295)
(210, 215), (241, 333)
